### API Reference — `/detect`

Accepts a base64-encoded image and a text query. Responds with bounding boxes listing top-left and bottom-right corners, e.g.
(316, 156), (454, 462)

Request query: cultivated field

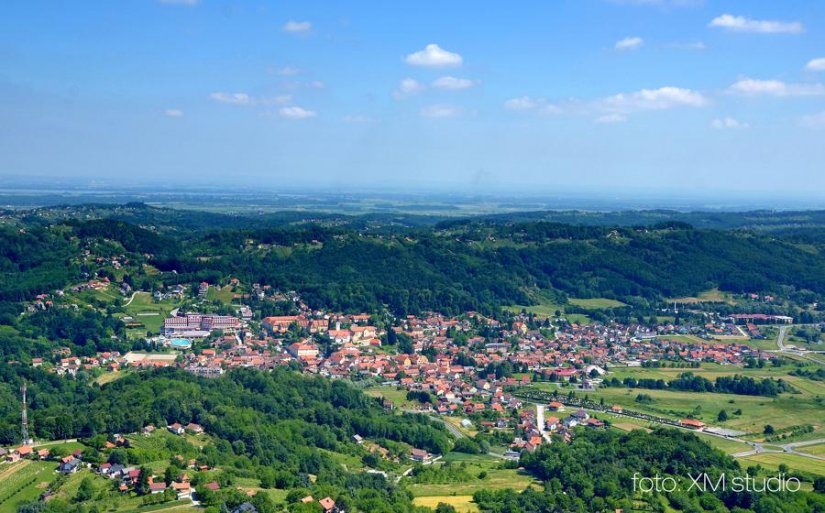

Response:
(413, 495), (479, 513)
(0, 461), (58, 513)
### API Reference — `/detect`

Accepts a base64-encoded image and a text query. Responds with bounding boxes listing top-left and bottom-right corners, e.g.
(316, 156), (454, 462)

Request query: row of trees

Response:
(603, 372), (795, 397)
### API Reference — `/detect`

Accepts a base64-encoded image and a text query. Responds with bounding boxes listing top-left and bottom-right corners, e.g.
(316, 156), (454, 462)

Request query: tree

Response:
(717, 410), (728, 422)
(814, 477), (825, 493)
(136, 466), (152, 495)
(436, 502), (458, 513)
(764, 424), (775, 435)
(76, 476), (95, 502)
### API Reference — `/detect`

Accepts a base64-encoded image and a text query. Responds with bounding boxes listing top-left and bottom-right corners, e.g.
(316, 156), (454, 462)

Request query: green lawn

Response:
(120, 292), (182, 336)
(206, 285), (236, 305)
(365, 385), (414, 409)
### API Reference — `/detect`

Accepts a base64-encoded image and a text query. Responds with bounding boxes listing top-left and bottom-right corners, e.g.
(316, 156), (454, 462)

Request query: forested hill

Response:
(3, 210), (825, 316)
(7, 202), (825, 235)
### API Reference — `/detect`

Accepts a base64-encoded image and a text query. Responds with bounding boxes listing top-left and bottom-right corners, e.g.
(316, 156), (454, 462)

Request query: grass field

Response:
(669, 288), (733, 304)
(585, 385), (825, 435)
(206, 285), (235, 305)
(413, 495), (478, 513)
(407, 452), (540, 500)
(234, 477), (289, 504)
(365, 385), (414, 409)
(0, 461), (58, 513)
(736, 453), (825, 478)
(798, 443), (825, 456)
(120, 292), (182, 336)
(598, 363), (825, 439)
(568, 297), (627, 309)
(505, 304), (590, 324)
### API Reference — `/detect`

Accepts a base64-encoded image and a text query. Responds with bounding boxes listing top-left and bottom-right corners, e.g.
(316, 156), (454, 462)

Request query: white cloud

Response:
(343, 115), (372, 123)
(615, 36), (643, 51)
(261, 94), (293, 106)
(603, 86), (708, 112)
(806, 58), (825, 72)
(709, 14), (803, 34)
(503, 96), (561, 114)
(801, 111), (825, 128)
(432, 76), (477, 90)
(209, 92), (253, 105)
(405, 44), (463, 67)
(275, 66), (301, 76)
(164, 108), (184, 117)
(210, 92), (293, 107)
(392, 78), (425, 99)
(420, 104), (460, 118)
(711, 117), (749, 129)
(595, 114), (626, 124)
(279, 106), (316, 119)
(727, 78), (825, 97)
(669, 41), (707, 50)
(159, 0), (199, 5)
(283, 20), (312, 33)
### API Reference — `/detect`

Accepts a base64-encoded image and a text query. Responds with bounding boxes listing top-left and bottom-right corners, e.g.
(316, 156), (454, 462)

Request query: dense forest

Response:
(0, 365), (451, 455)
(4, 208), (825, 317)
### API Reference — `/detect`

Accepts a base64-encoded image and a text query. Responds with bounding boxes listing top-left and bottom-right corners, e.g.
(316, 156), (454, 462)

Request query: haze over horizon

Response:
(2, 0), (825, 197)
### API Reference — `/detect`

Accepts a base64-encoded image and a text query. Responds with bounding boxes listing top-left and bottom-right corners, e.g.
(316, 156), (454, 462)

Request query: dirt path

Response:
(0, 459), (31, 481)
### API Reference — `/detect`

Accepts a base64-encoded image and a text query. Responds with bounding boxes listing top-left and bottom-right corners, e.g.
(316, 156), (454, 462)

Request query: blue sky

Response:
(1, 0), (825, 197)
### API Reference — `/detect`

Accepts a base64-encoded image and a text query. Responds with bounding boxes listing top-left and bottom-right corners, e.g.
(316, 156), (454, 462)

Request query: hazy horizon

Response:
(2, 1), (825, 197)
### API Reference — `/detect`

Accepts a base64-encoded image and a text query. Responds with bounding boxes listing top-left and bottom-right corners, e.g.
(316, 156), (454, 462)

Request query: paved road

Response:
(31, 438), (79, 447)
(767, 324), (825, 364)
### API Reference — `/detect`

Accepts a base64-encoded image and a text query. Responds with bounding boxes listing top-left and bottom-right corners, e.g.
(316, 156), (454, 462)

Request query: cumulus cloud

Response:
(801, 111), (825, 128)
(709, 14), (803, 34)
(615, 36), (643, 51)
(420, 104), (460, 118)
(806, 58), (825, 72)
(603, 86), (708, 111)
(283, 20), (312, 33)
(503, 96), (562, 114)
(392, 78), (425, 99)
(279, 106), (316, 119)
(432, 76), (477, 90)
(164, 108), (184, 117)
(727, 78), (825, 97)
(209, 92), (253, 105)
(711, 117), (749, 129)
(405, 44), (463, 67)
(595, 114), (626, 124)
